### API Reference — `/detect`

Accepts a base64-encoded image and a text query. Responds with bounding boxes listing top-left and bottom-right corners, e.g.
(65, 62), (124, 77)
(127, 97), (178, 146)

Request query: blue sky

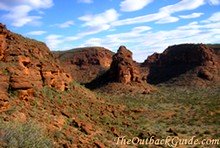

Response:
(0, 0), (220, 62)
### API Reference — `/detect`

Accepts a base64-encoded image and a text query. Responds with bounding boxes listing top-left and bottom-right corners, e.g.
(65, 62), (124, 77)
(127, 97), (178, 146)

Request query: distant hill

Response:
(53, 47), (114, 84)
(143, 43), (220, 86)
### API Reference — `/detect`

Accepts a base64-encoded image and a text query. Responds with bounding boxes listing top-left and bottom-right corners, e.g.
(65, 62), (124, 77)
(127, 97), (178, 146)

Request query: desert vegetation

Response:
(0, 121), (53, 148)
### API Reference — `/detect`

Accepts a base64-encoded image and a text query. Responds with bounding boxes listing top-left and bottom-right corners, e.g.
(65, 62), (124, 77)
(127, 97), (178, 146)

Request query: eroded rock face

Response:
(53, 47), (113, 84)
(0, 24), (7, 60)
(145, 44), (220, 85)
(86, 46), (154, 93)
(109, 46), (142, 84)
(0, 72), (9, 100)
(0, 23), (72, 100)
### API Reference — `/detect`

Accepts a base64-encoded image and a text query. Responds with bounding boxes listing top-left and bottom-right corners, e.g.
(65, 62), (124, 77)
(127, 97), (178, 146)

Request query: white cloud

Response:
(179, 12), (204, 19)
(207, 0), (220, 5)
(57, 20), (74, 28)
(77, 9), (119, 36)
(64, 36), (80, 42)
(203, 11), (220, 23)
(112, 12), (165, 26)
(26, 30), (46, 36)
(79, 11), (220, 62)
(79, 25), (152, 53)
(46, 22), (117, 50)
(75, 0), (208, 41)
(45, 33), (82, 50)
(132, 26), (152, 32)
(120, 0), (153, 12)
(78, 0), (93, 4)
(80, 25), (111, 37)
(26, 0), (53, 9)
(112, 0), (205, 27)
(0, 0), (53, 27)
(0, 0), (53, 10)
(3, 5), (42, 27)
(177, 21), (199, 30)
(159, 0), (205, 14)
(45, 35), (63, 50)
(82, 38), (102, 47)
(156, 16), (179, 24)
(79, 9), (119, 27)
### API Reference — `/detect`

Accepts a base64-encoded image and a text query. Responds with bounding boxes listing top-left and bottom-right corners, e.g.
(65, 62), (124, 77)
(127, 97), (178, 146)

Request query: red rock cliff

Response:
(0, 23), (72, 101)
(145, 44), (220, 85)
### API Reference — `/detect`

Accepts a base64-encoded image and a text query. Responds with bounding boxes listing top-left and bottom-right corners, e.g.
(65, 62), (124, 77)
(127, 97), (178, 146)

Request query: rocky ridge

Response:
(0, 23), (72, 105)
(53, 47), (113, 84)
(144, 44), (220, 86)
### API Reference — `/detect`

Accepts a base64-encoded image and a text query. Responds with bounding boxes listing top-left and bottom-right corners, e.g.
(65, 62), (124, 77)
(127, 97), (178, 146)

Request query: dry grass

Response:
(0, 121), (53, 148)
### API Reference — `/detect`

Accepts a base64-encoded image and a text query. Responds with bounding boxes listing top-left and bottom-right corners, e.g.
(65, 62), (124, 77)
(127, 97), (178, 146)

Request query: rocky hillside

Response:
(0, 23), (72, 106)
(53, 47), (113, 84)
(143, 44), (220, 86)
(0, 23), (122, 147)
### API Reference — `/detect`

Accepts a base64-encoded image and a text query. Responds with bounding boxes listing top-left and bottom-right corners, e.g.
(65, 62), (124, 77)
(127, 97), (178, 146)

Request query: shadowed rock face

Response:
(53, 47), (113, 84)
(145, 44), (220, 85)
(85, 46), (155, 94)
(0, 23), (72, 101)
(108, 46), (142, 84)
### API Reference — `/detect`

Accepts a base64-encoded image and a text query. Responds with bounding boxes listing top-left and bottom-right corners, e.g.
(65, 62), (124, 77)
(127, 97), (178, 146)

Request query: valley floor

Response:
(1, 83), (220, 148)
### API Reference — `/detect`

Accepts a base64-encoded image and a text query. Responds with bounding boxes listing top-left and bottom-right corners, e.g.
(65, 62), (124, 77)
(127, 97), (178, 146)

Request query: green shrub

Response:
(2, 69), (9, 75)
(41, 86), (57, 100)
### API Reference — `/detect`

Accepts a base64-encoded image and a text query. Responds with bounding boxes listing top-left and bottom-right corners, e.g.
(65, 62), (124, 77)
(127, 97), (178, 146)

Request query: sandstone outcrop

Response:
(0, 23), (72, 101)
(108, 46), (143, 84)
(145, 44), (220, 85)
(54, 47), (113, 84)
(86, 46), (154, 93)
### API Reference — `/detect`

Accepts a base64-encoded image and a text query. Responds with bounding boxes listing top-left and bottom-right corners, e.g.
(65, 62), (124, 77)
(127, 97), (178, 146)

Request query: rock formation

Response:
(145, 44), (220, 85)
(0, 23), (72, 101)
(108, 46), (143, 84)
(53, 47), (113, 84)
(85, 46), (155, 94)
